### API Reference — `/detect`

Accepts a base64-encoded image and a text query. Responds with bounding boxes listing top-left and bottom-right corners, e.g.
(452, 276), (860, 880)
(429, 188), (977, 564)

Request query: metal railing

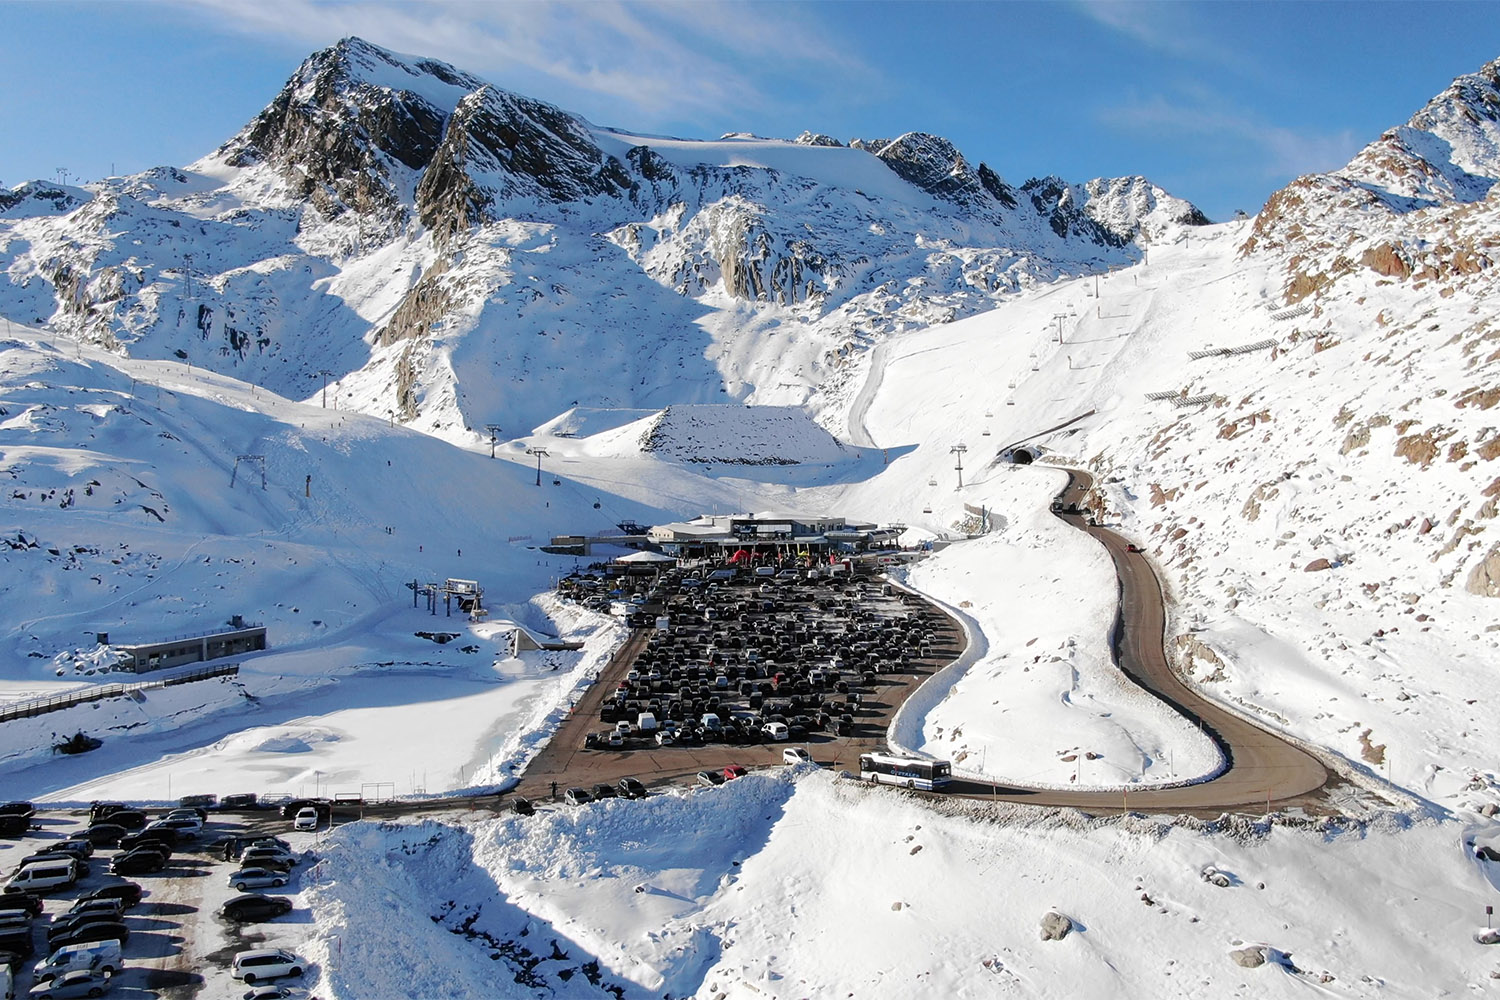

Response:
(0, 663), (241, 723)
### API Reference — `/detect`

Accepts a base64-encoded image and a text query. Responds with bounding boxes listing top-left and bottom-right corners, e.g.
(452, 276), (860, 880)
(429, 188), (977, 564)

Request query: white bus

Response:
(859, 753), (952, 790)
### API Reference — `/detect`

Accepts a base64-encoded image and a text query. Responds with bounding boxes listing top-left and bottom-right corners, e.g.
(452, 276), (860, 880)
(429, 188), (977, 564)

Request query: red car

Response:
(1125, 544), (1142, 553)
(722, 765), (747, 781)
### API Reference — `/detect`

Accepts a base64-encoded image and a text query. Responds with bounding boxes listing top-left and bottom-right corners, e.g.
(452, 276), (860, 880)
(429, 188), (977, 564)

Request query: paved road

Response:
(943, 468), (1331, 813)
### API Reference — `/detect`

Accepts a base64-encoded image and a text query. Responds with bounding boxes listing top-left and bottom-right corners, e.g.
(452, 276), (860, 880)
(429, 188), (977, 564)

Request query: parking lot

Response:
(519, 559), (963, 803)
(1, 801), (331, 1000)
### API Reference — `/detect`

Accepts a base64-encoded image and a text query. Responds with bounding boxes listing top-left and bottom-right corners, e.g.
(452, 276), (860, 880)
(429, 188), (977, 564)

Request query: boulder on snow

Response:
(1230, 946), (1268, 968)
(1304, 558), (1332, 573)
(1465, 545), (1500, 597)
(1199, 865), (1233, 887)
(1039, 911), (1073, 941)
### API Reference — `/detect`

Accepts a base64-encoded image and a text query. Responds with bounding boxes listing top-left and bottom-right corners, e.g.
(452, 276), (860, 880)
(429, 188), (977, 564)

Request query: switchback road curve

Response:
(942, 467), (1331, 812)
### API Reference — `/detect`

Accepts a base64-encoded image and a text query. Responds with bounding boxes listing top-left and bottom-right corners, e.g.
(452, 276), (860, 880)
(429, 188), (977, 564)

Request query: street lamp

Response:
(526, 447), (550, 486)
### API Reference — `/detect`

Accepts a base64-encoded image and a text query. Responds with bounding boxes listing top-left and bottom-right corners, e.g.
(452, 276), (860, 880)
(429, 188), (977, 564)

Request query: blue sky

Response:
(3, 1), (1498, 220)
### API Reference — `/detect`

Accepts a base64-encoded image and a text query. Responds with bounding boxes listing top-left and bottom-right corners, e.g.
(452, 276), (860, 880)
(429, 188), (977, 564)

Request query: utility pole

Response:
(316, 370), (333, 408)
(485, 424), (503, 458)
(526, 446), (550, 486)
(950, 444), (967, 491)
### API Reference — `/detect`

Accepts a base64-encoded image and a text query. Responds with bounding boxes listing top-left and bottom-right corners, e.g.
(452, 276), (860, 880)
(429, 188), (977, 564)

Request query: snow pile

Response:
(298, 773), (1500, 999)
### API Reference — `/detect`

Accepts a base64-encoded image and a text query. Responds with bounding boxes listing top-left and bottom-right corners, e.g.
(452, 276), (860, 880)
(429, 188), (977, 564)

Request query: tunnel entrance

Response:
(1010, 447), (1037, 465)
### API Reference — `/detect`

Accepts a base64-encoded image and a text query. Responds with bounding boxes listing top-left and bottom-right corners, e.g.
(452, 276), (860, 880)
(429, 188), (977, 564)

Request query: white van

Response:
(4, 858), (77, 894)
(763, 722), (790, 741)
(635, 712), (659, 732)
(700, 712), (722, 732)
(34, 940), (123, 983)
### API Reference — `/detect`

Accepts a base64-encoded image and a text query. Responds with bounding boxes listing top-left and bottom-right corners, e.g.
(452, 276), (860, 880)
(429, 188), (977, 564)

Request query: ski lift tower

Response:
(950, 444), (968, 491)
(485, 424), (503, 459)
(526, 446), (550, 487)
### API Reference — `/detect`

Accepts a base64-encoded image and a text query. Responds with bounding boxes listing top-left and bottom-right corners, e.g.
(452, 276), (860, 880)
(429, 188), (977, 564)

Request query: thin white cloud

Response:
(1072, 0), (1251, 75)
(1104, 92), (1363, 178)
(172, 0), (874, 126)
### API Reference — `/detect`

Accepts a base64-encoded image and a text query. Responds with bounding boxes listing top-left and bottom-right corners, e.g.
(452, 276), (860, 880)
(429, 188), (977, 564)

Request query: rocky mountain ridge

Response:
(1245, 56), (1500, 302)
(0, 36), (1207, 439)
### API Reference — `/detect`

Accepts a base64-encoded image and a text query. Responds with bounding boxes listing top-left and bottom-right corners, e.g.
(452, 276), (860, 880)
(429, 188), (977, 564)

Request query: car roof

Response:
(234, 947), (288, 960)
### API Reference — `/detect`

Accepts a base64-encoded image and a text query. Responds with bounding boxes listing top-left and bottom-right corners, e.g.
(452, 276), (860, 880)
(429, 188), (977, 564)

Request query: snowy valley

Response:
(0, 37), (1498, 1000)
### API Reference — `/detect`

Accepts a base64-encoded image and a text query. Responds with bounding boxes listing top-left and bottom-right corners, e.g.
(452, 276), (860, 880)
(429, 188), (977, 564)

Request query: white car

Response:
(230, 948), (303, 984)
(227, 867), (288, 891)
(782, 747), (813, 766)
(292, 808), (319, 832)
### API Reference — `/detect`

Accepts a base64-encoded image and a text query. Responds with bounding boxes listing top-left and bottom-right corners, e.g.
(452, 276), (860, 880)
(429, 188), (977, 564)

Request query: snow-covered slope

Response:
(0, 37), (1208, 444)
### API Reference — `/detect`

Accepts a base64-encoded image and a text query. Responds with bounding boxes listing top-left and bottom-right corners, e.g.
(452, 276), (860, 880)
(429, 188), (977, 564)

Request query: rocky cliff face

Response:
(1244, 56), (1500, 301)
(0, 36), (1208, 438)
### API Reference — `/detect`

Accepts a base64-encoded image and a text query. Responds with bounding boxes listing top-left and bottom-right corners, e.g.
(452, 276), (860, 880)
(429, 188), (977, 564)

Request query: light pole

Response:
(526, 447), (549, 486)
(950, 444), (967, 491)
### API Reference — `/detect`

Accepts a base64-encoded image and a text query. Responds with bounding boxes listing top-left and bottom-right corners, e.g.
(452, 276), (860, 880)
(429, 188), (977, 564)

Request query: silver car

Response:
(226, 867), (288, 891)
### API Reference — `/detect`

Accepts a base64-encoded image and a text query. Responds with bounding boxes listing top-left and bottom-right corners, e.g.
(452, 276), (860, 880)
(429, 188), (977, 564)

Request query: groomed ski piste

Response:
(3, 196), (1500, 995)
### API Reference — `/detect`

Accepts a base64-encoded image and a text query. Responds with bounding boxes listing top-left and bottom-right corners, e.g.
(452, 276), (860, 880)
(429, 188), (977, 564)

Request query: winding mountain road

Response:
(944, 468), (1331, 812)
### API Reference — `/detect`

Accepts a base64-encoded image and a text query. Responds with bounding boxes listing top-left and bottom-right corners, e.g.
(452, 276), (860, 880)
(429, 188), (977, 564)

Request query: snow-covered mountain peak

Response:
(1245, 53), (1500, 301)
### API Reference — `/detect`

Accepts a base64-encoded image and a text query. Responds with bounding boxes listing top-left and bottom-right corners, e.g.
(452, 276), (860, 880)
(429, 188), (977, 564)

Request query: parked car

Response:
(695, 771), (723, 788)
(230, 948), (303, 984)
(510, 797), (534, 817)
(240, 845), (297, 865)
(589, 783), (617, 800)
(47, 913), (123, 945)
(563, 788), (591, 806)
(4, 859), (79, 895)
(227, 868), (289, 892)
(108, 852), (165, 877)
(26, 967), (113, 999)
(51, 840), (93, 860)
(292, 809), (319, 832)
(64, 899), (124, 919)
(81, 825), (125, 848)
(117, 830), (174, 853)
(241, 987), (299, 1000)
(0, 813), (30, 837)
(278, 799), (330, 820)
(47, 921), (128, 950)
(722, 765), (747, 781)
(0, 922), (36, 958)
(217, 894), (293, 924)
(237, 852), (293, 872)
(85, 804), (124, 825)
(101, 811), (144, 831)
(0, 804), (33, 820)
(616, 778), (647, 799)
(782, 747), (813, 766)
(220, 793), (259, 811)
(78, 883), (141, 909)
(0, 893), (42, 918)
(18, 854), (90, 878)
(32, 940), (123, 984)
